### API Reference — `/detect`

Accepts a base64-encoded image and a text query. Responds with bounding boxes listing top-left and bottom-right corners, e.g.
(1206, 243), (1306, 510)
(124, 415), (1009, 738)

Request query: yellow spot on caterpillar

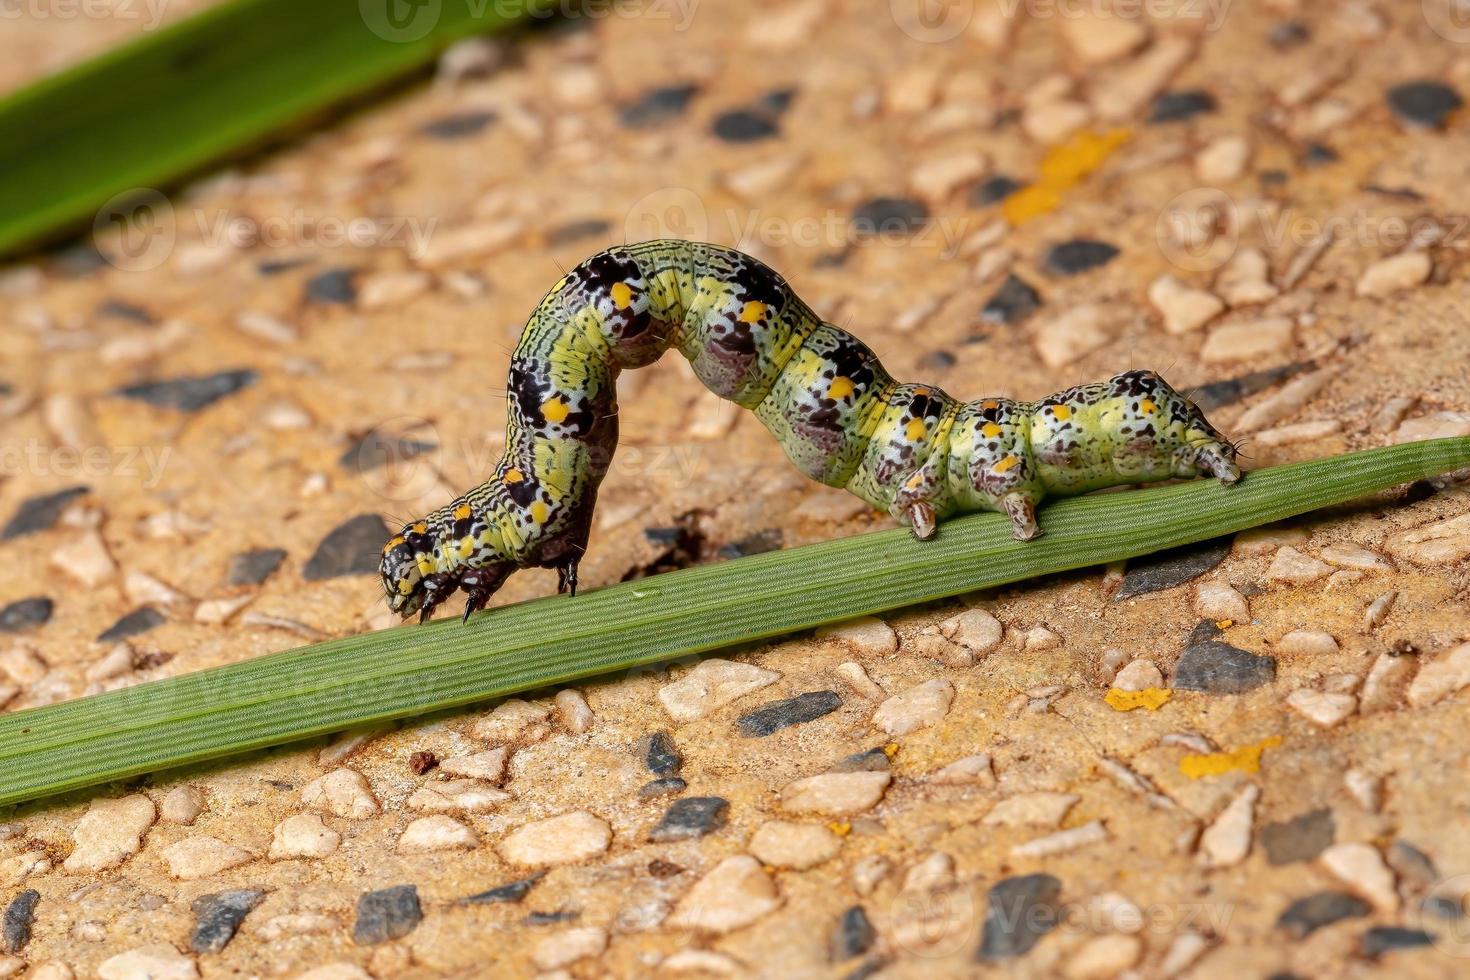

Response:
(740, 301), (766, 323)
(415, 556), (435, 575)
(994, 454), (1019, 473)
(411, 522), (428, 535)
(913, 386), (930, 396)
(906, 419), (927, 441)
(981, 422), (1003, 438)
(458, 537), (474, 559)
(397, 579), (414, 594)
(1105, 687), (1172, 712)
(610, 281), (633, 309)
(529, 501), (549, 523)
(454, 503), (471, 520)
(541, 397), (570, 424)
(504, 467), (524, 483)
(828, 376), (855, 399)
(383, 535), (404, 553)
(981, 399), (999, 409)
(906, 473), (924, 489)
(1141, 398), (1157, 414)
(1051, 404), (1072, 421)
(1179, 736), (1282, 780)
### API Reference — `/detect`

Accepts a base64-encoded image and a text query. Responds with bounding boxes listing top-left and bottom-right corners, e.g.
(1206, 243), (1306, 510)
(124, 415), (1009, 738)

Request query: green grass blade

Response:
(1, 439), (1466, 808)
(0, 0), (549, 257)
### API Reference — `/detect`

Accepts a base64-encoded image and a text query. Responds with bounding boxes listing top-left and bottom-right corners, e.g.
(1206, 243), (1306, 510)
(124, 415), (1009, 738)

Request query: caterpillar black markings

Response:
(380, 240), (1241, 623)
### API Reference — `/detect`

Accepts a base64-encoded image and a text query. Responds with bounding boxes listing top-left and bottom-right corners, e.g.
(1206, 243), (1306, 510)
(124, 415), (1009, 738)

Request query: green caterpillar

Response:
(380, 240), (1240, 622)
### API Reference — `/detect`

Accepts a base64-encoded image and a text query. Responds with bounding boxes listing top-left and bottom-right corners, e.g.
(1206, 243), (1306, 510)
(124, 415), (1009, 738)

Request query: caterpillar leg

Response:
(460, 563), (514, 624)
(1194, 443), (1242, 484)
(556, 560), (579, 597)
(907, 502), (937, 540)
(1002, 492), (1042, 541)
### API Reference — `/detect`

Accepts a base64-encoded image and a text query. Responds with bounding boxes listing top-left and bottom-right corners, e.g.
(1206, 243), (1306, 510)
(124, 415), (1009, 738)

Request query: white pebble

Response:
(159, 785), (205, 825)
(50, 529), (117, 587)
(439, 747), (508, 782)
(1252, 419), (1343, 447)
(303, 769), (379, 819)
(1198, 784), (1258, 868)
(269, 814), (340, 860)
(780, 771), (891, 815)
(1236, 365), (1337, 432)
(98, 945), (198, 980)
(1344, 769), (1384, 812)
(1395, 411), (1470, 443)
(1360, 652), (1416, 713)
(1195, 134), (1251, 183)
(1363, 590), (1399, 630)
(1319, 543), (1391, 570)
(1267, 546), (1333, 583)
(909, 149), (989, 200)
(931, 753), (995, 786)
(533, 926), (608, 970)
(1060, 10), (1148, 63)
(470, 698), (551, 742)
(1320, 842), (1399, 912)
(983, 792), (1079, 828)
(872, 678), (954, 736)
(554, 688), (595, 733)
(816, 616), (898, 656)
(407, 780), (509, 814)
(1033, 304), (1112, 368)
(63, 795), (156, 872)
(1386, 513), (1470, 564)
(500, 811), (611, 866)
(1112, 659), (1164, 692)
(194, 594), (254, 625)
(1286, 689), (1356, 728)
(1356, 251), (1431, 297)
(358, 271), (432, 310)
(397, 815), (478, 853)
(1194, 581), (1249, 622)
(748, 821), (841, 869)
(1065, 933), (1142, 979)
(833, 661), (885, 700)
(666, 856), (782, 934)
(1011, 819), (1109, 858)
(1278, 630), (1339, 656)
(657, 658), (781, 722)
(1407, 642), (1470, 707)
(939, 608), (1004, 654)
(1215, 248), (1278, 306)
(0, 644), (48, 685)
(160, 835), (254, 880)
(1200, 317), (1294, 363)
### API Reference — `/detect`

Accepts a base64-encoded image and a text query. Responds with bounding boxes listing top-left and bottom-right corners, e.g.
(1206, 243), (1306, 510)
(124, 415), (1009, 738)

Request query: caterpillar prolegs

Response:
(380, 241), (1241, 623)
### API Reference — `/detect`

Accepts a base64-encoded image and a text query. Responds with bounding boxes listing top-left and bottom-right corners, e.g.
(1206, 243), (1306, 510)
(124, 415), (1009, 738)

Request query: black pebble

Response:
(353, 884), (422, 945)
(96, 299), (154, 324)
(1259, 169), (1289, 187)
(257, 257), (313, 276)
(831, 905), (876, 960)
(1173, 639), (1276, 693)
(339, 432), (436, 473)
(759, 87), (797, 115)
(738, 691), (842, 737)
(1114, 538), (1231, 600)
(1191, 362), (1309, 411)
(50, 242), (108, 277)
(1387, 81), (1464, 129)
(2, 486), (89, 539)
(640, 731), (682, 775)
(1044, 239), (1119, 276)
(1148, 89), (1217, 123)
(1303, 142), (1338, 167)
(190, 889), (264, 954)
(717, 528), (783, 559)
(638, 777), (688, 798)
(1278, 892), (1370, 937)
(228, 548), (288, 587)
(970, 175), (1024, 205)
(462, 871), (546, 905)
(831, 748), (890, 773)
(648, 796), (729, 841)
(1362, 926), (1435, 957)
(851, 197), (928, 237)
(978, 874), (1061, 960)
(525, 909), (579, 925)
(1260, 809), (1335, 865)
(547, 218), (612, 246)
(711, 109), (779, 143)
(1269, 21), (1309, 48)
(1, 889), (39, 954)
(420, 110), (497, 140)
(114, 369), (257, 412)
(919, 350), (957, 371)
(305, 268), (358, 305)
(981, 274), (1042, 325)
(97, 606), (165, 643)
(0, 596), (53, 633)
(303, 514), (391, 581)
(619, 83), (699, 128)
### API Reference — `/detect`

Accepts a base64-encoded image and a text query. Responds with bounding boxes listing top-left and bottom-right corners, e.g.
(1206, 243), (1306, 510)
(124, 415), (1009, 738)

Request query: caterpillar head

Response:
(380, 521), (439, 619)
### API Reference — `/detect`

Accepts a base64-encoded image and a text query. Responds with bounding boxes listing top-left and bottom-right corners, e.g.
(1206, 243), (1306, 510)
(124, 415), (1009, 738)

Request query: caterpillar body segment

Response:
(380, 241), (1240, 622)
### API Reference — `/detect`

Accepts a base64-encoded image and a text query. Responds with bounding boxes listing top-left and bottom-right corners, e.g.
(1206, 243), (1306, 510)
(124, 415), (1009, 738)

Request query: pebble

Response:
(710, 108), (779, 143)
(659, 950), (741, 976)
(1117, 538), (1230, 599)
(1344, 770), (1384, 812)
(978, 874), (1061, 960)
(554, 689), (594, 733)
(1386, 513), (1470, 565)
(1025, 626), (1062, 651)
(114, 369), (257, 412)
(420, 110), (496, 140)
(648, 797), (729, 842)
(225, 550), (285, 588)
(722, 155), (802, 201)
(1216, 248), (1277, 305)
(189, 889), (264, 954)
(932, 753), (995, 785)
(1, 486), (88, 540)
(161, 835), (254, 880)
(737, 691), (841, 736)
(981, 274), (1042, 325)
(63, 794), (156, 872)
(1148, 276), (1224, 335)
(0, 596), (53, 633)
(233, 311), (297, 345)
(1234, 524), (1309, 555)
(972, 175), (1024, 205)
(1236, 365), (1337, 431)
(1198, 784), (1258, 868)
(849, 855), (891, 896)
(1360, 651), (1416, 712)
(833, 662), (885, 700)
(1406, 642), (1470, 706)
(1320, 543), (1391, 571)
(533, 927), (607, 971)
(1261, 809), (1335, 866)
(1044, 239), (1119, 276)
(353, 885), (421, 945)
(984, 792), (1079, 828)
(667, 855), (781, 934)
(296, 966), (372, 980)
(1011, 820), (1108, 858)
(1174, 638), (1275, 693)
(268, 814), (340, 859)
(1065, 934), (1142, 979)
(97, 945), (198, 980)
(1092, 36), (1194, 120)
(0, 644), (46, 685)
(471, 699), (551, 742)
(1022, 100), (1093, 145)
(1060, 11), (1148, 64)
(1386, 81), (1464, 128)
(938, 608), (1004, 654)
(96, 606), (163, 643)
(1395, 410), (1470, 443)
(657, 658), (781, 721)
(909, 149), (988, 201)
(872, 678), (954, 736)
(748, 821), (841, 869)
(907, 631), (973, 668)
(303, 514), (390, 580)
(851, 197), (928, 237)
(194, 594), (253, 625)
(440, 747), (509, 782)
(398, 815), (478, 853)
(1113, 658), (1164, 691)
(1, 889), (38, 953)
(415, 218), (522, 267)
(51, 528), (117, 587)
(407, 780), (509, 814)
(831, 906), (876, 961)
(780, 771), (891, 815)
(640, 777), (687, 798)
(1278, 630), (1340, 657)
(500, 812), (611, 866)
(1287, 689), (1357, 728)
(1194, 581), (1250, 622)
(1362, 926), (1435, 957)
(619, 83), (699, 128)
(303, 769), (379, 819)
(1278, 891), (1370, 937)
(1149, 89), (1215, 123)
(1320, 842), (1398, 912)
(1195, 134), (1251, 183)
(160, 785), (205, 825)
(1268, 546), (1333, 584)
(1355, 252), (1431, 298)
(357, 270), (431, 310)
(640, 731), (682, 775)
(462, 872), (546, 905)
(1372, 396), (1417, 433)
(1200, 317), (1294, 363)
(125, 570), (187, 607)
(1033, 304), (1112, 368)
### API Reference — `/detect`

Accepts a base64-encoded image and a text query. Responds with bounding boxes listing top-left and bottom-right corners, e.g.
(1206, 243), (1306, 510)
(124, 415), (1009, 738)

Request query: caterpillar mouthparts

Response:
(380, 241), (1241, 623)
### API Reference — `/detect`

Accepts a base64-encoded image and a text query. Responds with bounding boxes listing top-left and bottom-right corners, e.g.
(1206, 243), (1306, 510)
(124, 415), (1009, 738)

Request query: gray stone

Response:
(831, 905), (876, 961)
(353, 884), (422, 944)
(2, 486), (89, 539)
(978, 873), (1061, 960)
(190, 888), (264, 954)
(304, 515), (391, 580)
(1260, 809), (1335, 865)
(1115, 538), (1230, 600)
(462, 871), (545, 905)
(640, 731), (681, 775)
(1361, 926), (1435, 957)
(1174, 640), (1276, 693)
(648, 797), (728, 842)
(2, 888), (39, 953)
(1277, 892), (1370, 937)
(114, 369), (257, 412)
(737, 691), (842, 737)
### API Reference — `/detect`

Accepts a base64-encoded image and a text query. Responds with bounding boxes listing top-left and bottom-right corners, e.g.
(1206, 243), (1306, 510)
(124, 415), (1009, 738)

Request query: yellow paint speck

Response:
(1179, 736), (1282, 779)
(1105, 687), (1172, 711)
(826, 821), (852, 837)
(1004, 129), (1130, 225)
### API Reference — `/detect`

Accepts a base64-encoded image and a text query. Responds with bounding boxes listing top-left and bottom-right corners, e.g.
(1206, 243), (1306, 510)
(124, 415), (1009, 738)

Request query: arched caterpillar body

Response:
(380, 240), (1241, 622)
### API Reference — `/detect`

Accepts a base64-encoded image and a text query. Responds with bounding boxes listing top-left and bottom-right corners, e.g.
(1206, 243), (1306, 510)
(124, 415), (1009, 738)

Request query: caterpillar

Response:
(380, 240), (1240, 623)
